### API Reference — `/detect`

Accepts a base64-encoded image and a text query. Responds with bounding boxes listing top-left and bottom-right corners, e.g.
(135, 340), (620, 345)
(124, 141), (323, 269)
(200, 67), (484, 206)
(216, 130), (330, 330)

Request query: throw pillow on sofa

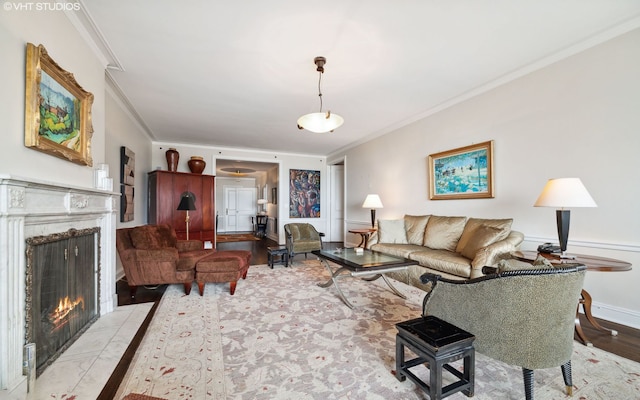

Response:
(423, 216), (467, 251)
(404, 215), (430, 245)
(457, 225), (505, 259)
(456, 218), (513, 256)
(377, 219), (408, 244)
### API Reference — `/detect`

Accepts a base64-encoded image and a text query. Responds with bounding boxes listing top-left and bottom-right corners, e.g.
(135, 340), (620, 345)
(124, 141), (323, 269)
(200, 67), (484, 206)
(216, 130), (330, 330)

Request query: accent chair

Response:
(284, 223), (323, 260)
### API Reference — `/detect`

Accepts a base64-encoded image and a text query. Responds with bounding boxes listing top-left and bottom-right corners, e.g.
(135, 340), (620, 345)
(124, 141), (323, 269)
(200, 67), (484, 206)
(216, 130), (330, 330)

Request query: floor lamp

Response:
(177, 192), (196, 240)
(534, 178), (597, 259)
(362, 194), (383, 228)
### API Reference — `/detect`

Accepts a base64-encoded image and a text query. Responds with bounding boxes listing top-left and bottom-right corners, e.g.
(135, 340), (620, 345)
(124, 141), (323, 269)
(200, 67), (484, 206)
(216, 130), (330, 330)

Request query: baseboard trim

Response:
(586, 301), (640, 330)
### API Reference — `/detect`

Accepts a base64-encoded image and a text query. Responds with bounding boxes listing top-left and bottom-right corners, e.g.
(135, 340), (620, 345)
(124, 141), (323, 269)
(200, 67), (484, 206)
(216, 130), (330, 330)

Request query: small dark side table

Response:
(267, 246), (288, 268)
(396, 316), (475, 399)
(512, 250), (632, 346)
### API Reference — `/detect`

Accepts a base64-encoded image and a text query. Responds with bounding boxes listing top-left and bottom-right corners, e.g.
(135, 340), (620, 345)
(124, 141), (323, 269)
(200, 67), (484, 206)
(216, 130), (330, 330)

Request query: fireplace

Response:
(0, 176), (116, 393)
(25, 228), (101, 376)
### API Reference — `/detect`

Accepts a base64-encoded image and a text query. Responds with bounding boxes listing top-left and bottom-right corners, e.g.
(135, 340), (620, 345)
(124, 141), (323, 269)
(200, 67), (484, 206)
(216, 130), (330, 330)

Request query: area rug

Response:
(115, 260), (640, 399)
(216, 233), (261, 243)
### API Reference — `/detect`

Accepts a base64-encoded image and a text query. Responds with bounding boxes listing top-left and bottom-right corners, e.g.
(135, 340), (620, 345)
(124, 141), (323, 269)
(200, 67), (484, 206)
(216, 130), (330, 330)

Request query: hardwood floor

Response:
(105, 237), (639, 399)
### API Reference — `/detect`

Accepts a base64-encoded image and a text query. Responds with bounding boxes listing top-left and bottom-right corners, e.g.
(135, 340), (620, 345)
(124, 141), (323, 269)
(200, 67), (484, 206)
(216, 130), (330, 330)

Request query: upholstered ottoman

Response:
(195, 250), (252, 295)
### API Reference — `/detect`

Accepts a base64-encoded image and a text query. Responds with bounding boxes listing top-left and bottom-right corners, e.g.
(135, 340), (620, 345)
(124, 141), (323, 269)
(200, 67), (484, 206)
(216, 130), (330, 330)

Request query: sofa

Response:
(366, 215), (524, 289)
(116, 224), (215, 297)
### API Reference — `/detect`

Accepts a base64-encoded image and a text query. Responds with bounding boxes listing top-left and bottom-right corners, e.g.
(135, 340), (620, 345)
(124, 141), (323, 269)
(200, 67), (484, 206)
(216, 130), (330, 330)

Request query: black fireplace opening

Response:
(25, 227), (101, 376)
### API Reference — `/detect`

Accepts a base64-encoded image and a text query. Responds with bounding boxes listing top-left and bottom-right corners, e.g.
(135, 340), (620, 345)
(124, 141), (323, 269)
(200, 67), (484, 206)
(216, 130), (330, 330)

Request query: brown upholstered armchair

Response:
(420, 260), (586, 400)
(116, 224), (212, 298)
(284, 223), (322, 260)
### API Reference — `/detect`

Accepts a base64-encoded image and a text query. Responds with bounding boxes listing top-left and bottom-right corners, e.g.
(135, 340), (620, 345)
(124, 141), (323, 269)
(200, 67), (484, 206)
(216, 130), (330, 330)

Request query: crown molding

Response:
(64, 0), (124, 71)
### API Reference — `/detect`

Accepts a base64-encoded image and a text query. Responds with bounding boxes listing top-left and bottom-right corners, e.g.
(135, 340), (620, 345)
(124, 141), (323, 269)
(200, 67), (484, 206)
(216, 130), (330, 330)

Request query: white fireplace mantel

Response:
(0, 175), (118, 392)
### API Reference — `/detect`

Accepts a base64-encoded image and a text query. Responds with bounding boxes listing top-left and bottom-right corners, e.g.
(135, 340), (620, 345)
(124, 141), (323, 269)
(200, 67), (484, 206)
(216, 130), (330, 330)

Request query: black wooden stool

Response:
(396, 316), (475, 399)
(267, 246), (289, 268)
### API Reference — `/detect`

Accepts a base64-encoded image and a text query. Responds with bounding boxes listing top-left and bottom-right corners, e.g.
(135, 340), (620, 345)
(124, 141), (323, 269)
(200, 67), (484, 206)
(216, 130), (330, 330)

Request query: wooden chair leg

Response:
(561, 361), (573, 396)
(183, 282), (192, 295)
(242, 269), (248, 279)
(129, 285), (138, 299)
(522, 368), (534, 400)
(197, 282), (205, 296)
(229, 281), (237, 295)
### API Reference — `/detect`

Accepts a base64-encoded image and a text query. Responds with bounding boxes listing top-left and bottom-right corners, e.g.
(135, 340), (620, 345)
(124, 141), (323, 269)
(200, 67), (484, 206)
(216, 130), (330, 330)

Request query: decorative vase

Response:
(165, 148), (179, 172)
(188, 156), (206, 174)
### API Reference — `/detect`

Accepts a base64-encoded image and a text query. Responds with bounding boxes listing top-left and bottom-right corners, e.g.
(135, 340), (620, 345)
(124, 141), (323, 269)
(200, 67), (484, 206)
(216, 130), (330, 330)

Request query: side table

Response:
(512, 250), (632, 346)
(348, 228), (376, 249)
(267, 246), (288, 268)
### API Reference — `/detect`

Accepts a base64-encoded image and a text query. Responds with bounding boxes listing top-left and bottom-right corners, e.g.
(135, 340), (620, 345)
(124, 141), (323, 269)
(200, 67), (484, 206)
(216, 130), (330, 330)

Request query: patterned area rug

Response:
(216, 233), (261, 243)
(115, 260), (640, 399)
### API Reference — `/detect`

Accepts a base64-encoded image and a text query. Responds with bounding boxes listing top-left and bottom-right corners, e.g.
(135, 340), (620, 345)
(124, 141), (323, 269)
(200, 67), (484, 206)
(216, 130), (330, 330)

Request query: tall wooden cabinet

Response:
(148, 170), (216, 241)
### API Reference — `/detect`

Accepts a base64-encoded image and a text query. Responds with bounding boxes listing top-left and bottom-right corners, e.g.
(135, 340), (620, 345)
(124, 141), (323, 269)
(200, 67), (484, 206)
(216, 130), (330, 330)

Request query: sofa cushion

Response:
(129, 225), (177, 249)
(369, 243), (425, 259)
(377, 219), (408, 244)
(404, 215), (430, 245)
(458, 225), (505, 260)
(456, 218), (513, 256)
(423, 216), (467, 251)
(497, 255), (555, 273)
(409, 249), (473, 278)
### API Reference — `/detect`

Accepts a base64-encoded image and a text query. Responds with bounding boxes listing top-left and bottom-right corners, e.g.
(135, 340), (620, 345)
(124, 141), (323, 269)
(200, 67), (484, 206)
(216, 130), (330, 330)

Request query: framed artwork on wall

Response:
(120, 146), (135, 222)
(289, 169), (320, 218)
(24, 43), (94, 166)
(428, 140), (494, 200)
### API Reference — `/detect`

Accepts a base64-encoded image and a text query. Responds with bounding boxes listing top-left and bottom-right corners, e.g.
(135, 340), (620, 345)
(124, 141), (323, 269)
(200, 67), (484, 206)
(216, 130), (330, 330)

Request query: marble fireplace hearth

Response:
(0, 175), (117, 395)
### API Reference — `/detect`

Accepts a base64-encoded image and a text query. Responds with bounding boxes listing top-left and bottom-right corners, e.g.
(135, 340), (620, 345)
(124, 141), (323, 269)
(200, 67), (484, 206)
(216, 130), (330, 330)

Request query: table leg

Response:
(361, 274), (406, 299)
(356, 233), (366, 248)
(575, 288), (618, 346)
(317, 260), (355, 309)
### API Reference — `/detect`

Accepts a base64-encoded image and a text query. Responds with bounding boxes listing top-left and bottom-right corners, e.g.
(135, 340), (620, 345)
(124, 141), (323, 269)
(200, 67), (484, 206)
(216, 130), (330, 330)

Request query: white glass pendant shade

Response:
(297, 111), (344, 133)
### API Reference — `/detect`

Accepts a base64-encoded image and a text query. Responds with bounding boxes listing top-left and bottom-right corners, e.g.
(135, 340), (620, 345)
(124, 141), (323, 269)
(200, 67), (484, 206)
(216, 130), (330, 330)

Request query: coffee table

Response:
(312, 248), (418, 308)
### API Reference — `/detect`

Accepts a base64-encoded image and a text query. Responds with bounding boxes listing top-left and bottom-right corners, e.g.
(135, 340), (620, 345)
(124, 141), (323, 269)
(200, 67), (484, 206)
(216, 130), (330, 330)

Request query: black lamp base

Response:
(556, 209), (571, 257)
(370, 209), (376, 228)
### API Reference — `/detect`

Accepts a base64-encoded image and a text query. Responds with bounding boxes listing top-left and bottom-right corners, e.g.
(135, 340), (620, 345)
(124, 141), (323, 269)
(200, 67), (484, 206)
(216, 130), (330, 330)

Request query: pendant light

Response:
(297, 56), (344, 133)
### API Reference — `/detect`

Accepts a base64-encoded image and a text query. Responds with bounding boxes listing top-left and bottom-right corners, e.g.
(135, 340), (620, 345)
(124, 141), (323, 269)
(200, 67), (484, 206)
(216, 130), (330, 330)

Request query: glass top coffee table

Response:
(312, 248), (418, 308)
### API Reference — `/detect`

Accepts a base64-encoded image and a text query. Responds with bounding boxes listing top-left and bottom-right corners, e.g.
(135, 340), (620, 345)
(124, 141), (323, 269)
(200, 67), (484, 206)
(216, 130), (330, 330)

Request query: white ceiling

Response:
(82, 1), (640, 156)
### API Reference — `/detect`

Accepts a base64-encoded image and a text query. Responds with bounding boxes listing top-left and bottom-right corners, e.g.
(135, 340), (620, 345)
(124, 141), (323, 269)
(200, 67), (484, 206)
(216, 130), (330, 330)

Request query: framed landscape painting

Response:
(24, 43), (94, 166)
(428, 140), (494, 200)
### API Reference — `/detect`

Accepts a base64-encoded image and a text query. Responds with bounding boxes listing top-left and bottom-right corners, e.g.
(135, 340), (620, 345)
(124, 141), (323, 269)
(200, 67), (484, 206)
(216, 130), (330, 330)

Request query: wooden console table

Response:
(512, 250), (632, 346)
(348, 228), (377, 249)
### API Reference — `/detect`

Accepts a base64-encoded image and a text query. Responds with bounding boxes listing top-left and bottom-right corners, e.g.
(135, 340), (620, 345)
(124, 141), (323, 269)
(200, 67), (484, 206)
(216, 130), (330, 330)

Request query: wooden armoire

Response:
(148, 170), (215, 241)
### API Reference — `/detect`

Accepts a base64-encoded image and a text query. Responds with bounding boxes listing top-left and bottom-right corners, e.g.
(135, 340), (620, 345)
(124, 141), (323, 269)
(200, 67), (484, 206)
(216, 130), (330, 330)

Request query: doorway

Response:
(222, 186), (256, 232)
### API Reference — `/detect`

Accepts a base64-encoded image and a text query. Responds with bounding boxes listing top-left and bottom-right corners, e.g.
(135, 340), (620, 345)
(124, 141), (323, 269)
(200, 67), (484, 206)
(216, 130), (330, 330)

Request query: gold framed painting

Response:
(428, 140), (494, 200)
(24, 43), (94, 166)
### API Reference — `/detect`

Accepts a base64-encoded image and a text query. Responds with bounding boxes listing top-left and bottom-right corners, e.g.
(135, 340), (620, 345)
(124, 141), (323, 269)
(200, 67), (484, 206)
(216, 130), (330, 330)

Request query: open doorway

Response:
(215, 160), (279, 238)
(327, 159), (345, 243)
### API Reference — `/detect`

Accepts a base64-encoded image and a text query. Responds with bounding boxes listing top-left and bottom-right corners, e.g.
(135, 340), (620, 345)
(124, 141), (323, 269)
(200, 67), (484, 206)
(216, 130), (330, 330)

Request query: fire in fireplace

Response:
(25, 228), (101, 376)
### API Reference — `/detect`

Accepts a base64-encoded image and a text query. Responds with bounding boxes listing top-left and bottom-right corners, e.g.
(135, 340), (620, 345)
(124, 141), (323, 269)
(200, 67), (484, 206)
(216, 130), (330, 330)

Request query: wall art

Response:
(289, 169), (320, 218)
(24, 43), (94, 166)
(428, 140), (494, 200)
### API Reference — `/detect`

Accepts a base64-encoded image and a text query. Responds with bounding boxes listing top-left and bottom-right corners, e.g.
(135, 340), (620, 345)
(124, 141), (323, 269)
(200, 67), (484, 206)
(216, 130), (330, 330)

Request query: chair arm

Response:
(177, 240), (204, 252)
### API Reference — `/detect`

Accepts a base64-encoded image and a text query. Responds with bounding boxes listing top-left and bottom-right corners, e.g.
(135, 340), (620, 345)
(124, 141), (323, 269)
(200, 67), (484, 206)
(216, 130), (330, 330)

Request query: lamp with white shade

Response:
(257, 198), (268, 215)
(362, 194), (383, 228)
(534, 178), (597, 259)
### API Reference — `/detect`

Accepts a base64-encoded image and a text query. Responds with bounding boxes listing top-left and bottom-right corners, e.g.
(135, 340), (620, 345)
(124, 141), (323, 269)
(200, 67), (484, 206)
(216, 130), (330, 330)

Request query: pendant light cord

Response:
(317, 70), (323, 113)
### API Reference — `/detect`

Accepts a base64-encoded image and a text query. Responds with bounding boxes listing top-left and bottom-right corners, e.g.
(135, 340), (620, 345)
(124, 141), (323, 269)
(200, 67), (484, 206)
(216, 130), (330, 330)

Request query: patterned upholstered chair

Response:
(284, 223), (322, 260)
(420, 259), (586, 400)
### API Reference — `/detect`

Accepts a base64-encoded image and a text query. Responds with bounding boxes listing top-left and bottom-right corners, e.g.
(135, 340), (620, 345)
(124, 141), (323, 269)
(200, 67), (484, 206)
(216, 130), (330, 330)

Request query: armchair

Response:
(284, 223), (322, 260)
(116, 224), (212, 298)
(420, 261), (586, 400)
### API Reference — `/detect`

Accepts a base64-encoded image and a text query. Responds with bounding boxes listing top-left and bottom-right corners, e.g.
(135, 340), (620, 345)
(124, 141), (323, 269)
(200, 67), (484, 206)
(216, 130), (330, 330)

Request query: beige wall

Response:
(0, 8), (106, 186)
(333, 28), (640, 328)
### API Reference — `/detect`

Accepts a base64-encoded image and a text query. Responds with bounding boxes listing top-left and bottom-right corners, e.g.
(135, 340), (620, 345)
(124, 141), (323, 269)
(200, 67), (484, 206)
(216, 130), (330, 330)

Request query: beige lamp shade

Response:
(534, 178), (597, 208)
(362, 194), (384, 209)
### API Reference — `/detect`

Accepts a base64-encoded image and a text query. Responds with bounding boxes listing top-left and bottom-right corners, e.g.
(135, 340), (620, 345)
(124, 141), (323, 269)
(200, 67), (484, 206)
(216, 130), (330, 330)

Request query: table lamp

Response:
(257, 198), (268, 215)
(362, 194), (383, 228)
(534, 178), (597, 259)
(177, 192), (196, 240)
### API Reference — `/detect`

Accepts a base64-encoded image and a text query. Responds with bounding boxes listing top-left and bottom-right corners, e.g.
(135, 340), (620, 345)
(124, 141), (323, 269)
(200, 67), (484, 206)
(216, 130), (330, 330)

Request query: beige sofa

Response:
(367, 215), (524, 290)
